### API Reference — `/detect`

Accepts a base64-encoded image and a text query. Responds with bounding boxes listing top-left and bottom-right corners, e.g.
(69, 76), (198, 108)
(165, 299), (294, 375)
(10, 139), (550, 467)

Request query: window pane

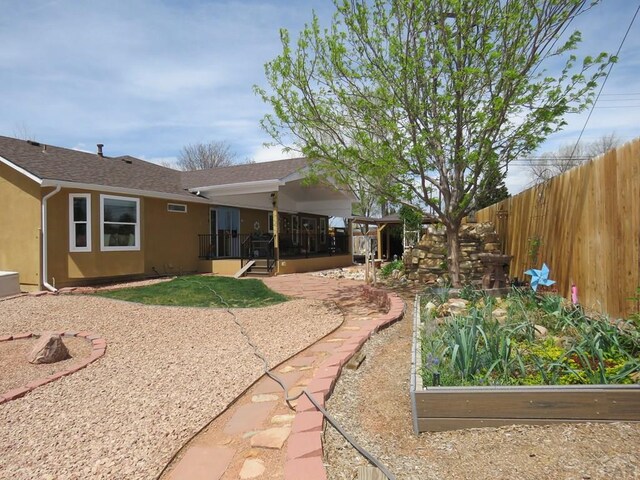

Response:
(75, 223), (87, 247)
(104, 224), (136, 246)
(104, 198), (137, 223)
(73, 197), (87, 222)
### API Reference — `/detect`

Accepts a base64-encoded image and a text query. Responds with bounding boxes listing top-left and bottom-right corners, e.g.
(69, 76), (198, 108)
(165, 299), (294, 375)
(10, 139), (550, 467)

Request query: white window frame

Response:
(69, 193), (92, 252)
(100, 194), (141, 251)
(167, 203), (187, 213)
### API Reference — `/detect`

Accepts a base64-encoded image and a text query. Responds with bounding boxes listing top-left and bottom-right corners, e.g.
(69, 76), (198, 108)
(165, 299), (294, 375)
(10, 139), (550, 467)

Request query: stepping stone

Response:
(240, 458), (265, 479)
(279, 365), (296, 373)
(288, 356), (316, 367)
(271, 413), (296, 424)
(252, 371), (304, 395)
(250, 426), (291, 450)
(252, 394), (279, 403)
(343, 326), (361, 330)
(224, 402), (275, 435)
(166, 446), (234, 480)
(326, 338), (346, 343)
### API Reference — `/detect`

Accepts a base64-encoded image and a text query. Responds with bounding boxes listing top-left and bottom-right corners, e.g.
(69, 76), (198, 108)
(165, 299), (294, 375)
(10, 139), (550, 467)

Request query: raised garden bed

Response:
(411, 290), (640, 432)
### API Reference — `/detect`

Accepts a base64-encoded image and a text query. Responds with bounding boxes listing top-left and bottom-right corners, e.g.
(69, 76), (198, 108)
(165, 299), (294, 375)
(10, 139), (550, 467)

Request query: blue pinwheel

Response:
(524, 263), (556, 292)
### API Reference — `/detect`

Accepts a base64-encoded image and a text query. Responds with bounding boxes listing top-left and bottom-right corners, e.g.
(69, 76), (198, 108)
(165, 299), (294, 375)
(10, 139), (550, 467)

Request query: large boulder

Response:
(26, 333), (71, 364)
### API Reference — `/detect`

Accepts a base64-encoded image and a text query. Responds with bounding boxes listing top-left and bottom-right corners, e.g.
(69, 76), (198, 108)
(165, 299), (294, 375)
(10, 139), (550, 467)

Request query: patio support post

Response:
(272, 192), (280, 274)
(377, 224), (386, 261)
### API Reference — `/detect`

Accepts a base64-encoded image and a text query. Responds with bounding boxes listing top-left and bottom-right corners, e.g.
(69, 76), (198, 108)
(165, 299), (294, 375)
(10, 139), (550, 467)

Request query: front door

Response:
(217, 207), (240, 257)
(302, 217), (317, 254)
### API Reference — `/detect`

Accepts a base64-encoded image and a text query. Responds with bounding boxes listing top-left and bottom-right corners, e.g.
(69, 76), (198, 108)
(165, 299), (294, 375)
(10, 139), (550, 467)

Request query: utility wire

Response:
(569, 4), (640, 158)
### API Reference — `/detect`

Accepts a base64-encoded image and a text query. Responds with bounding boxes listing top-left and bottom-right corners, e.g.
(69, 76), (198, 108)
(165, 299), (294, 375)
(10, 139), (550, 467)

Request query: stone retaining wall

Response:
(405, 222), (501, 285)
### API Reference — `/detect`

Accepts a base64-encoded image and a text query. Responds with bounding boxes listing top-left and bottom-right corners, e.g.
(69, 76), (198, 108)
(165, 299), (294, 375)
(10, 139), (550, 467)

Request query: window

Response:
(100, 195), (140, 251)
(267, 212), (273, 233)
(167, 203), (187, 213)
(69, 194), (91, 252)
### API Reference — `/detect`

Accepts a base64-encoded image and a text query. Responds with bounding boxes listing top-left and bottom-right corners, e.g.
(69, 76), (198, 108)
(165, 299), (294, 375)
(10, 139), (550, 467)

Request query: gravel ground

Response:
(324, 294), (640, 480)
(0, 294), (342, 480)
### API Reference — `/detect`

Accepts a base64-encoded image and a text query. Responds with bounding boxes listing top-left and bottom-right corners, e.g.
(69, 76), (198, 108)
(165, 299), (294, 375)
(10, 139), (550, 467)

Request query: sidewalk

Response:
(161, 273), (405, 480)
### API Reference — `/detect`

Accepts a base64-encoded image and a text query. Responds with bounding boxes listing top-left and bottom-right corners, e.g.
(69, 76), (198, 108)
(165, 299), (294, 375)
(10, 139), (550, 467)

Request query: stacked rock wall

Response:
(404, 222), (500, 285)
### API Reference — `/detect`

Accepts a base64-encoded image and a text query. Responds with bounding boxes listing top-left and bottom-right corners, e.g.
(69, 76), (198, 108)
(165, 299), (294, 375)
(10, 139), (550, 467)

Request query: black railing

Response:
(199, 232), (350, 261)
(241, 234), (276, 273)
(198, 233), (251, 260)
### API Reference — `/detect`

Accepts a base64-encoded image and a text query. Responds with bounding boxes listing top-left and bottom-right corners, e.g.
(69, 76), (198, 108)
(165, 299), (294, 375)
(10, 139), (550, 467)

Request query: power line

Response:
(569, 4), (640, 158)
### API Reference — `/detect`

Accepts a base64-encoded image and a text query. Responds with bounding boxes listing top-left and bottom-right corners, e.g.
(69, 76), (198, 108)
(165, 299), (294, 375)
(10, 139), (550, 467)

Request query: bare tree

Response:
(176, 141), (239, 171)
(12, 123), (35, 141)
(528, 133), (621, 184)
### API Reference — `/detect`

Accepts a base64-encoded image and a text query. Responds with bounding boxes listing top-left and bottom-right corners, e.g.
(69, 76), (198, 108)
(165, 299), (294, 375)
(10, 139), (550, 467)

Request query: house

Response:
(0, 135), (356, 292)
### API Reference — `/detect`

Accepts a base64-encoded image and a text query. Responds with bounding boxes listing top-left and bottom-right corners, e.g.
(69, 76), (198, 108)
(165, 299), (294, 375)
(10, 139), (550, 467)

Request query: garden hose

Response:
(156, 277), (397, 480)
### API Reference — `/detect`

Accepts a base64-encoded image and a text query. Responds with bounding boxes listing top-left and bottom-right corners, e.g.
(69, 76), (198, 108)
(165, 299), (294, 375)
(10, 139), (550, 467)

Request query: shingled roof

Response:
(180, 157), (309, 189)
(0, 136), (311, 199)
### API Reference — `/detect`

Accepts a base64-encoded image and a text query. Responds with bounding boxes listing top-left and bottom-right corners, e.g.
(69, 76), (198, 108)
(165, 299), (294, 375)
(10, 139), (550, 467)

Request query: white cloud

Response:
(0, 0), (636, 188)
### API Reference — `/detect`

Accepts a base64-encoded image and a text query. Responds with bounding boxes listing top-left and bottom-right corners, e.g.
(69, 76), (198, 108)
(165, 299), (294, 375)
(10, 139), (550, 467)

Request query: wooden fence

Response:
(476, 138), (640, 318)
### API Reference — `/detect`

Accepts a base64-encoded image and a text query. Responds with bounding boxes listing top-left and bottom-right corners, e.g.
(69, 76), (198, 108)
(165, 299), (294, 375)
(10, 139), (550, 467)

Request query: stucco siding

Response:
(0, 162), (41, 290)
(143, 198), (209, 276)
(45, 189), (208, 286)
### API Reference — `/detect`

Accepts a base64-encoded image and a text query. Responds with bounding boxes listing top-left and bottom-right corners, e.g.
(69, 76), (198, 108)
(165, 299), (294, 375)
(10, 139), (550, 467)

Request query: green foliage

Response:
(256, 0), (612, 285)
(380, 259), (404, 278)
(398, 205), (423, 232)
(527, 236), (543, 268)
(420, 290), (640, 386)
(628, 287), (640, 327)
(95, 276), (289, 308)
(474, 161), (510, 210)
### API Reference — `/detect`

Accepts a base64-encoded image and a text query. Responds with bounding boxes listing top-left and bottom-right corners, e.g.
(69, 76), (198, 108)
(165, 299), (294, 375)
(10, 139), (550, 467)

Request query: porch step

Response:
(233, 260), (256, 279)
(245, 259), (274, 277)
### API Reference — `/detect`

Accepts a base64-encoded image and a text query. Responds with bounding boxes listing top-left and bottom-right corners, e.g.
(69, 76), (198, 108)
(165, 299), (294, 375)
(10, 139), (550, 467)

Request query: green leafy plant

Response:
(380, 259), (404, 278)
(527, 235), (543, 268)
(420, 288), (640, 387)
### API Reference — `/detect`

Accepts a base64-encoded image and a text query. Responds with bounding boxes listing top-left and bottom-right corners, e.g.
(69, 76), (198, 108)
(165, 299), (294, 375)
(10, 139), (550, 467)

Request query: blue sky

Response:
(1, 0), (638, 195)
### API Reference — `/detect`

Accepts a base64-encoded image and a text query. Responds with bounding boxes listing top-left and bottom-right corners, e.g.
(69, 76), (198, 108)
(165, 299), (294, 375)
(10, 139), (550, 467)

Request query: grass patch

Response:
(95, 275), (289, 308)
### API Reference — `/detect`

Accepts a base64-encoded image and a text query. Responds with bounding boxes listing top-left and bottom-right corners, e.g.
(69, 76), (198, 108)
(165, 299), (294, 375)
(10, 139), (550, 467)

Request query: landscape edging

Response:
(284, 285), (405, 480)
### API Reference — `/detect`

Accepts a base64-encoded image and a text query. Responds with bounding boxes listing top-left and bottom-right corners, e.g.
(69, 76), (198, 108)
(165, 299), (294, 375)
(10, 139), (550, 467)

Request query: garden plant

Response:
(420, 287), (640, 387)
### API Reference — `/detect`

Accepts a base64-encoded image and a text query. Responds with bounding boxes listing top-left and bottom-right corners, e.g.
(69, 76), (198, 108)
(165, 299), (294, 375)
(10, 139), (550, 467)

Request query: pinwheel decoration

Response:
(524, 263), (556, 292)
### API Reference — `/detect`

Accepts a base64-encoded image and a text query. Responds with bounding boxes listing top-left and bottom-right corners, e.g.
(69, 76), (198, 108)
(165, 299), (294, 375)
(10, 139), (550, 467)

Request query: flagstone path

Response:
(160, 274), (405, 480)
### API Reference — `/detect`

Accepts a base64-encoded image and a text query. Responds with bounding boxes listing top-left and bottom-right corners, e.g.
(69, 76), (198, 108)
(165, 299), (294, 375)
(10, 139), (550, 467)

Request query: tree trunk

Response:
(445, 221), (462, 287)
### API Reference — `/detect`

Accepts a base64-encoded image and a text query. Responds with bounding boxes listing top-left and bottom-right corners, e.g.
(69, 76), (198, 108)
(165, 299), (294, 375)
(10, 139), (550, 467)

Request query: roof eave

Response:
(40, 179), (210, 203)
(188, 178), (284, 196)
(0, 155), (43, 184)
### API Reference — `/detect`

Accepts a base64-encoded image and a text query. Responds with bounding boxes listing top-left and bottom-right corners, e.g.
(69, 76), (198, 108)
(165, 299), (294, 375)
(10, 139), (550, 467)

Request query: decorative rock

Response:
(26, 333), (70, 364)
(240, 458), (265, 479)
(271, 414), (296, 424)
(250, 427), (291, 449)
(252, 394), (279, 403)
(424, 302), (437, 316)
(534, 325), (548, 339)
(492, 308), (508, 324)
(446, 298), (469, 315)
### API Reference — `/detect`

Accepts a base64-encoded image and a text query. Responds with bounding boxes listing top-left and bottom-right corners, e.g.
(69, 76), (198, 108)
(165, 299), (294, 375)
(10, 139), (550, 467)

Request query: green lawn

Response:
(95, 275), (288, 308)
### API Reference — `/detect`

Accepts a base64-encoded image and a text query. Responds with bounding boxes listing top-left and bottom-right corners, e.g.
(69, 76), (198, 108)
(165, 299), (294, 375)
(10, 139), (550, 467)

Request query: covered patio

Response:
(187, 160), (356, 276)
